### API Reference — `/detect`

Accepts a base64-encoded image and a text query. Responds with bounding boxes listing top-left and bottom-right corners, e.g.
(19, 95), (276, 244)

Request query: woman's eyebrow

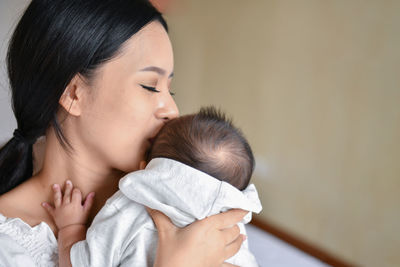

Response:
(139, 66), (174, 78)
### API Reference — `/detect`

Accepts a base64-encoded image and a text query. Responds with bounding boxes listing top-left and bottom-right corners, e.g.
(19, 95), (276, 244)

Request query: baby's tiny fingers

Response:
(41, 202), (54, 217)
(83, 192), (95, 212)
(52, 184), (62, 207)
(63, 180), (73, 204)
(72, 188), (82, 204)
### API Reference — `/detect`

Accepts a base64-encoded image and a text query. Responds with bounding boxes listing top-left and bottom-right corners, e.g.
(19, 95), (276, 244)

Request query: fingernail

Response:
(66, 180), (72, 186)
(52, 184), (58, 189)
(41, 202), (46, 207)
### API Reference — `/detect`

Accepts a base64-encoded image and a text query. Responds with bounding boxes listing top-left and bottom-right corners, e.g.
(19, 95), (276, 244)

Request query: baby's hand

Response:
(42, 180), (95, 230)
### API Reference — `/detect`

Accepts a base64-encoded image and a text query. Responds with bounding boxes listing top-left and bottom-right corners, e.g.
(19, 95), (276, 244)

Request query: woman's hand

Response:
(147, 207), (248, 267)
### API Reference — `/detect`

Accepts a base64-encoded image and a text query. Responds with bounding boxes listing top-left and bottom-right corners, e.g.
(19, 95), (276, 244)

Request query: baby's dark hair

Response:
(147, 106), (255, 190)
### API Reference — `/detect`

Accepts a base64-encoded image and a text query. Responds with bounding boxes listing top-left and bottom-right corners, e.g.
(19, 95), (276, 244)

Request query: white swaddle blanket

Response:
(71, 157), (262, 267)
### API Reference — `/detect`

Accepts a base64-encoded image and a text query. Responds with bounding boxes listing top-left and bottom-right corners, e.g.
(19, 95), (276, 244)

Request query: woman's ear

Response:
(59, 74), (87, 116)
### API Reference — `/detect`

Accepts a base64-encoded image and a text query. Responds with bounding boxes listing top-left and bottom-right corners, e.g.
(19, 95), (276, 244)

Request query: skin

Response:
(43, 180), (93, 267)
(0, 21), (246, 266)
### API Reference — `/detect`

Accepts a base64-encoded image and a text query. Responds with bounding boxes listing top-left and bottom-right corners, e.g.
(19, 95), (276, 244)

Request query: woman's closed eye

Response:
(140, 84), (175, 96)
(140, 84), (160, 93)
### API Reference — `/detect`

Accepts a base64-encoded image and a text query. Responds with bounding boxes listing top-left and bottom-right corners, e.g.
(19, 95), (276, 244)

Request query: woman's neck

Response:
(40, 129), (125, 219)
(6, 128), (126, 232)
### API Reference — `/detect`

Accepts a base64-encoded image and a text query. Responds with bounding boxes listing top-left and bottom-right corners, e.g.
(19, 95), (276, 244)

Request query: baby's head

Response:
(147, 106), (255, 190)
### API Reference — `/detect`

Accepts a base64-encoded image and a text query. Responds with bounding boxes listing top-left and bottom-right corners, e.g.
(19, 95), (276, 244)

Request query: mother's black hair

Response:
(0, 0), (167, 195)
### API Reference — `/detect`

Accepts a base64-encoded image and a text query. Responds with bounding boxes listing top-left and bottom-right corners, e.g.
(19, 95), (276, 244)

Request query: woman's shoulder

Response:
(0, 176), (32, 210)
(0, 212), (59, 266)
(0, 185), (37, 227)
(0, 176), (57, 229)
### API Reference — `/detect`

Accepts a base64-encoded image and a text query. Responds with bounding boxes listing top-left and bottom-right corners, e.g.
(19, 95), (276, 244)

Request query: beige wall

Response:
(166, 1), (400, 266)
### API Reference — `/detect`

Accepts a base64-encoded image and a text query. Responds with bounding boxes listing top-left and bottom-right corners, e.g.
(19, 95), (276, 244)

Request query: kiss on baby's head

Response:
(147, 106), (255, 190)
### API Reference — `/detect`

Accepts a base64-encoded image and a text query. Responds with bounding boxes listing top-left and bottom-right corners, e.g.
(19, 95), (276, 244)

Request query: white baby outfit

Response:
(0, 157), (262, 267)
(71, 157), (262, 267)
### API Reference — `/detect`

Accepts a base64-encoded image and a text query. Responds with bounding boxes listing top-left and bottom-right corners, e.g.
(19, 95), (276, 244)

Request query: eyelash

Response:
(140, 84), (175, 96)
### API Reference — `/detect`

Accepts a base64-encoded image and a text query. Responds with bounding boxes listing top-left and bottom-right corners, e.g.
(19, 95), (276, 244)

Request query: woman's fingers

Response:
(224, 234), (246, 260)
(221, 263), (239, 267)
(146, 207), (177, 236)
(63, 180), (72, 203)
(52, 184), (62, 207)
(220, 224), (240, 245)
(207, 209), (248, 230)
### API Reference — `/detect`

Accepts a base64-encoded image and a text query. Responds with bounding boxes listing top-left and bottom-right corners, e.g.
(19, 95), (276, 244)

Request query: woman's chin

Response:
(119, 162), (141, 173)
(123, 153), (147, 173)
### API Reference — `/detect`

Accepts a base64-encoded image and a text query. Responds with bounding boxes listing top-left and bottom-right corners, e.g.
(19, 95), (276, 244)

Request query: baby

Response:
(43, 106), (262, 267)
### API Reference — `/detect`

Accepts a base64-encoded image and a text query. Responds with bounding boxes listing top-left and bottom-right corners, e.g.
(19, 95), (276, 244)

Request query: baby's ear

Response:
(139, 161), (147, 170)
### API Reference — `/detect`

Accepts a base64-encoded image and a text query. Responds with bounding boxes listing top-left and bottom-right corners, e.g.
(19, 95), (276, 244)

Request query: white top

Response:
(71, 158), (262, 267)
(0, 213), (58, 267)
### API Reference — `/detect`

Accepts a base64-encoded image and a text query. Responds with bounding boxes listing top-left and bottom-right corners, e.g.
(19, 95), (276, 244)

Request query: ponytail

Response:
(0, 131), (34, 195)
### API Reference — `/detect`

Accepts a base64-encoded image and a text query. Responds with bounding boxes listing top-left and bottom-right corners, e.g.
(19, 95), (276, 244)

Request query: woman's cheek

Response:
(107, 129), (145, 171)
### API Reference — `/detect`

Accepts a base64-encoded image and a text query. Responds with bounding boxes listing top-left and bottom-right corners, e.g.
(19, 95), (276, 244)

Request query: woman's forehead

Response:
(118, 21), (174, 74)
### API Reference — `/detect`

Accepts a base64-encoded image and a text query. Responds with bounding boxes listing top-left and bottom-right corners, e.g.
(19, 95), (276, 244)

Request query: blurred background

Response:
(1, 1), (399, 266)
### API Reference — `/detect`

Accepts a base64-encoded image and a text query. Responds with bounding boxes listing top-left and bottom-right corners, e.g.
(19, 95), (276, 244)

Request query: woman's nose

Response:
(155, 96), (179, 121)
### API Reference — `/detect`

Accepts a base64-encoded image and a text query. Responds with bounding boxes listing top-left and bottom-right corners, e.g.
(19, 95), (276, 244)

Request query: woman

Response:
(0, 0), (247, 266)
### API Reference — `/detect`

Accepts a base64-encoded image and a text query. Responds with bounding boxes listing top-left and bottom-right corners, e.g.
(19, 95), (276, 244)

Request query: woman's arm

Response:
(148, 208), (247, 267)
